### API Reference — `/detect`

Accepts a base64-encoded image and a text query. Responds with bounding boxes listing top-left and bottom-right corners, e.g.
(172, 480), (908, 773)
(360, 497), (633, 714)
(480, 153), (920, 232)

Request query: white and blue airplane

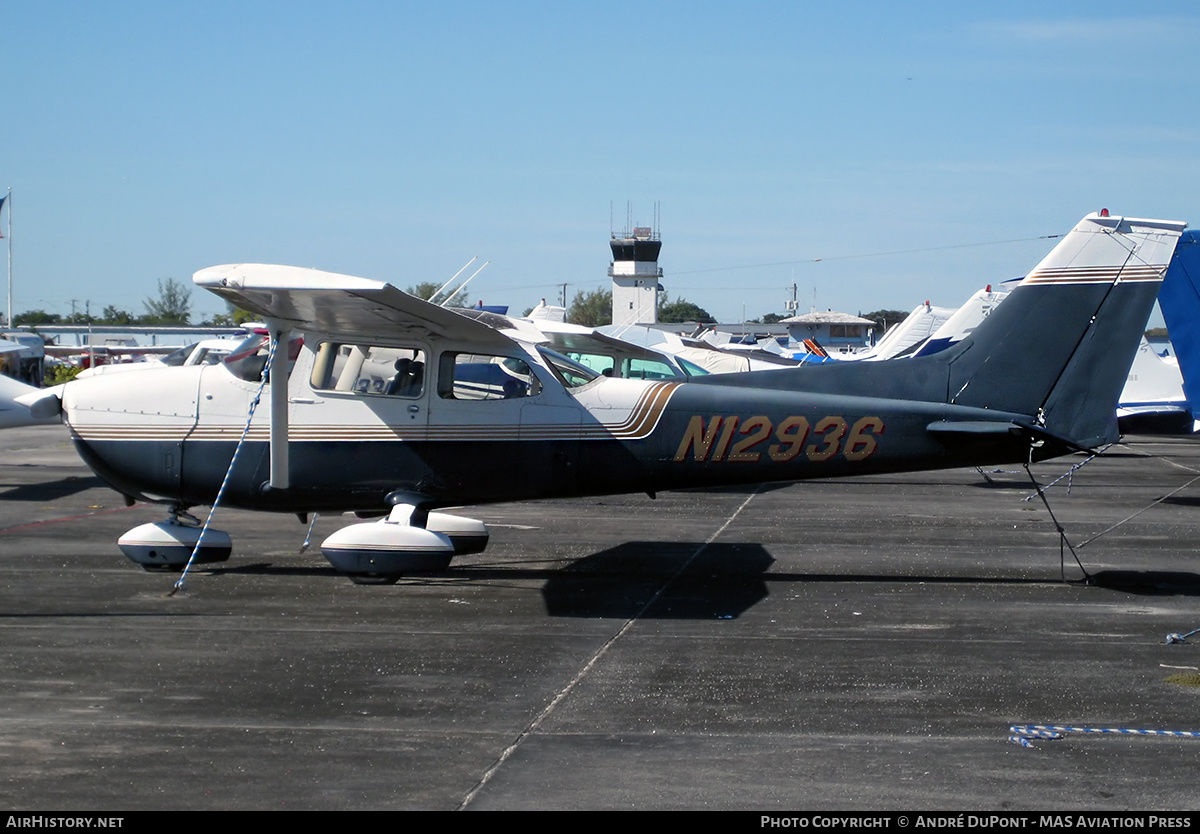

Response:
(1155, 229), (1200, 432)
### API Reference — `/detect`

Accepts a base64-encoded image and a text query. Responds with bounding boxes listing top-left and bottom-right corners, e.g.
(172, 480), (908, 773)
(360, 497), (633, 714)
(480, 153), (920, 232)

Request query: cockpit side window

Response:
(310, 342), (426, 398)
(437, 352), (541, 400)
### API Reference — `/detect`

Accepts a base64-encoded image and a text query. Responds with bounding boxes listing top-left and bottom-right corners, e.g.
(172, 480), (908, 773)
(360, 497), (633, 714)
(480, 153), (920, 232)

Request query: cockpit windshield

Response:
(222, 334), (304, 382)
(222, 335), (270, 382)
(160, 343), (198, 367)
(536, 346), (600, 388)
(676, 356), (710, 377)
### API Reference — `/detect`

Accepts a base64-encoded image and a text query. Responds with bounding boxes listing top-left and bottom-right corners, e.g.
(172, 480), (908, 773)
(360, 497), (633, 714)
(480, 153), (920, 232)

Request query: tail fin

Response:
(948, 212), (1184, 446)
(1155, 229), (1200, 430)
(695, 212), (1184, 449)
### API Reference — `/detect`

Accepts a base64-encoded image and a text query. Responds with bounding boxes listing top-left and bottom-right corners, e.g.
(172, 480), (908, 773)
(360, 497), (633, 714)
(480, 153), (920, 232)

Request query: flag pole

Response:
(5, 187), (11, 330)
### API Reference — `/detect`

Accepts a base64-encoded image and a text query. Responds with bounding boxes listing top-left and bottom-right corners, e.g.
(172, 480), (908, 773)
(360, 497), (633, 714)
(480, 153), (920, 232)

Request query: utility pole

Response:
(784, 283), (798, 317)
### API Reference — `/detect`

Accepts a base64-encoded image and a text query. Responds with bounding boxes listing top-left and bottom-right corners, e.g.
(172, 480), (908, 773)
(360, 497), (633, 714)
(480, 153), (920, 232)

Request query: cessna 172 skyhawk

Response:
(22, 211), (1184, 583)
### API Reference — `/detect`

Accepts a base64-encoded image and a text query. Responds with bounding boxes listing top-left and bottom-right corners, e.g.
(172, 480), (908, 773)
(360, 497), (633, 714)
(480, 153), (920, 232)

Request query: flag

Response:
(0, 194), (6, 238)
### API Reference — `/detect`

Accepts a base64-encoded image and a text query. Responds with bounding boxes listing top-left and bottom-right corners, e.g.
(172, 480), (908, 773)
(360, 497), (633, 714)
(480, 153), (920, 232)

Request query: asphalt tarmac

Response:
(2, 424), (1200, 811)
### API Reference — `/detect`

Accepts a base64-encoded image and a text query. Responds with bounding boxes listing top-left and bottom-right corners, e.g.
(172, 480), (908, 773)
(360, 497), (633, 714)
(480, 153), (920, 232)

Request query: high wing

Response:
(193, 263), (529, 351)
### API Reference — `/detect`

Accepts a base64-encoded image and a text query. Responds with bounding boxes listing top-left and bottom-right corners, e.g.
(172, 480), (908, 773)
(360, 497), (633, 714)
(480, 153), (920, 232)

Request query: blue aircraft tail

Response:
(1156, 229), (1200, 431)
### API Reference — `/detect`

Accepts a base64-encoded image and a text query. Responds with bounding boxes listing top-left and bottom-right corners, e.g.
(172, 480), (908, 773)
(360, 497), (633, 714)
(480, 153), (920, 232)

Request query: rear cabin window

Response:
(437, 353), (540, 400)
(310, 342), (427, 397)
(562, 352), (680, 380)
(623, 356), (678, 380)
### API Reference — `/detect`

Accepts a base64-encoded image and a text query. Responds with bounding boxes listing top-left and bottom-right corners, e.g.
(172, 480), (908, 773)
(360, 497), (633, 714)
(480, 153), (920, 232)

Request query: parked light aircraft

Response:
(74, 336), (249, 378)
(0, 373), (60, 429)
(1156, 229), (1200, 431)
(18, 211), (1185, 583)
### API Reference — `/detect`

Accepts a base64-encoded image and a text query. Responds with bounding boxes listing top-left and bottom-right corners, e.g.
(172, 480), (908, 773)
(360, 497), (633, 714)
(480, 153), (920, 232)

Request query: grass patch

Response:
(1164, 672), (1200, 687)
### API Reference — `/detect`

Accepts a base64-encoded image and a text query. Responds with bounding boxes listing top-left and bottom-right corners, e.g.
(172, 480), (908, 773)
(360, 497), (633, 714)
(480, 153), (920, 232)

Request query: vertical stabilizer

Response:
(688, 212), (1184, 451)
(949, 212), (1184, 447)
(1156, 229), (1200, 430)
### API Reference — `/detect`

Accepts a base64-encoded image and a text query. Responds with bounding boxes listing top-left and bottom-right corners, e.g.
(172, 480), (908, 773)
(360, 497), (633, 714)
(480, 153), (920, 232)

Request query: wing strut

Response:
(268, 322), (290, 490)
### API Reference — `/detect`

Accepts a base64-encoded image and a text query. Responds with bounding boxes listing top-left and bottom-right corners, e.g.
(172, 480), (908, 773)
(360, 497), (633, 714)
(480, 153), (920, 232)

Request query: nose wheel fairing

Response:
(117, 520), (232, 571)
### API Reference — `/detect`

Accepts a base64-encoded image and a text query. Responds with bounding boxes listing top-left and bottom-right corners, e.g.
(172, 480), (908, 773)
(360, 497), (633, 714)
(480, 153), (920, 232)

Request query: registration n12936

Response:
(673, 415), (884, 463)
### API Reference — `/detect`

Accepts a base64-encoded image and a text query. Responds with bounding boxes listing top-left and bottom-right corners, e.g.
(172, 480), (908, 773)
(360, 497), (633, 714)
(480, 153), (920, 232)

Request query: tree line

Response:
(565, 288), (718, 327)
(564, 288), (909, 331)
(11, 275), (913, 336)
(14, 279), (218, 327)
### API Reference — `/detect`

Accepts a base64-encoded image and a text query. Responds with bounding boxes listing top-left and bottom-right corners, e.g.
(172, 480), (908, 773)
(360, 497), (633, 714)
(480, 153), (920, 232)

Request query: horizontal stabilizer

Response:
(926, 421), (1022, 437)
(927, 419), (1089, 457)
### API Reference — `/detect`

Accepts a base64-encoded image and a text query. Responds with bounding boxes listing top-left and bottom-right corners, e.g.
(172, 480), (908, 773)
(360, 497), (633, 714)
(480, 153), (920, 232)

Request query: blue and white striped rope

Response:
(299, 512), (319, 553)
(172, 334), (279, 593)
(1010, 724), (1200, 748)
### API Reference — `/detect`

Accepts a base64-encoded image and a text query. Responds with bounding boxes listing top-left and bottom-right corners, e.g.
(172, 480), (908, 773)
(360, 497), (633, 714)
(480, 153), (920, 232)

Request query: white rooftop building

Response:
(780, 310), (875, 352)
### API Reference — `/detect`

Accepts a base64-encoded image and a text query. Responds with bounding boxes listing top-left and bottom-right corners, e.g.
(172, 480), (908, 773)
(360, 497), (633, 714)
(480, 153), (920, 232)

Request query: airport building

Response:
(609, 225), (663, 326)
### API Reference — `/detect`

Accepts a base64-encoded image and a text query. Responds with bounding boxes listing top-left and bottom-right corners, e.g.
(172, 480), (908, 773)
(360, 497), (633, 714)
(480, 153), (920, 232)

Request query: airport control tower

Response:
(609, 224), (663, 325)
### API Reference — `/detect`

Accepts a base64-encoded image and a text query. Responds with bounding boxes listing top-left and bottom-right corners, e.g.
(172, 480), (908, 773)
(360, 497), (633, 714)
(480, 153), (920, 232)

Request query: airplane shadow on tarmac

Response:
(202, 542), (1200, 615)
(207, 541), (776, 619)
(540, 541), (773, 620)
(1088, 570), (1200, 596)
(0, 475), (106, 502)
(1162, 496), (1200, 508)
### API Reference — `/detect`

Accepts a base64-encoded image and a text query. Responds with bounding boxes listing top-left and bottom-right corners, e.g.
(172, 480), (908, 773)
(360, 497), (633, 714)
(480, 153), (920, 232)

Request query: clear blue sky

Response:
(4, 1), (1199, 324)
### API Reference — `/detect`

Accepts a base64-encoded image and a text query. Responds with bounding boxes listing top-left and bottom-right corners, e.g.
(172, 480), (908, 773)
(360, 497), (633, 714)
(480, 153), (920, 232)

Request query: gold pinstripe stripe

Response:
(69, 382), (683, 444)
(1023, 264), (1166, 284)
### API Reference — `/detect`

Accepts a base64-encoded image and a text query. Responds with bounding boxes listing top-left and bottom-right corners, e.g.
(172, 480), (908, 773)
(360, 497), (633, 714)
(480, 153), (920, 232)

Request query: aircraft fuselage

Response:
(62, 337), (1037, 514)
